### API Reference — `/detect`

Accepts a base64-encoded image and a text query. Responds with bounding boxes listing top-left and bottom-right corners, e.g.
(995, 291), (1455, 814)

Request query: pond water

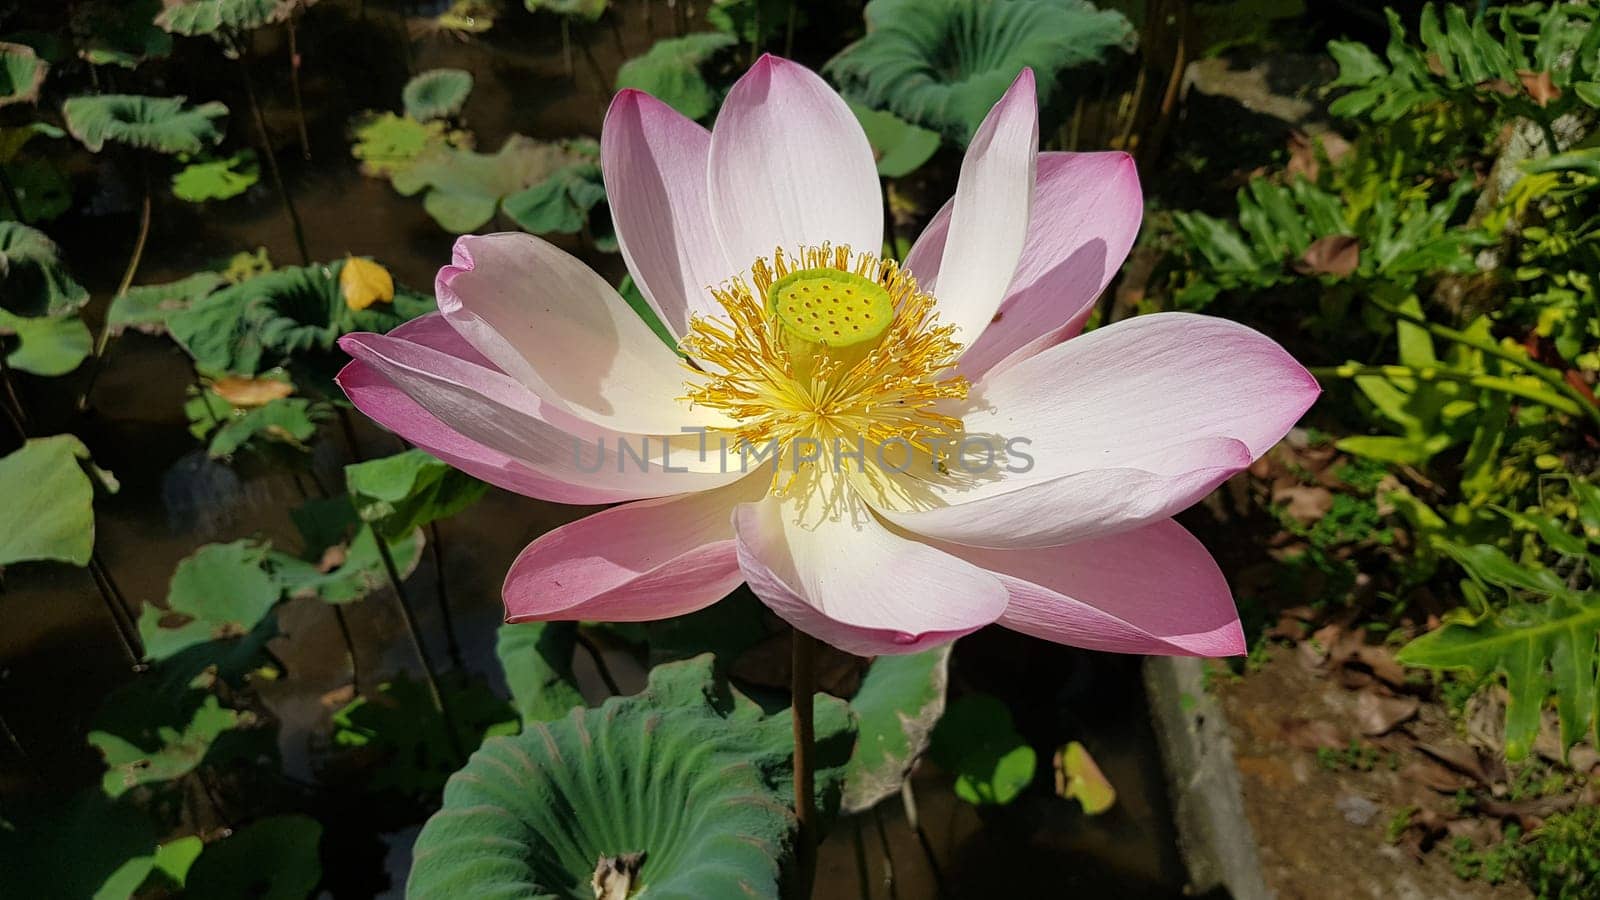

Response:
(1, 2), (1193, 895)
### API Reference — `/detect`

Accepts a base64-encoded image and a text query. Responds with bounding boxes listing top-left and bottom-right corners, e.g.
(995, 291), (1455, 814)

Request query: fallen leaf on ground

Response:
(1293, 235), (1360, 277)
(1281, 718), (1345, 750)
(1355, 692), (1419, 736)
(1401, 760), (1473, 793)
(1272, 483), (1333, 525)
(1517, 70), (1561, 107)
(1416, 742), (1490, 785)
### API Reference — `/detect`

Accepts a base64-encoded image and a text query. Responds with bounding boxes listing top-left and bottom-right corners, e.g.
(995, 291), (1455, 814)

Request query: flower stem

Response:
(331, 603), (362, 695)
(575, 629), (622, 695)
(286, 11), (312, 162)
(375, 531), (464, 761)
(0, 349), (27, 437)
(426, 521), (464, 670)
(77, 162), (151, 412)
(791, 628), (818, 900)
(89, 553), (142, 664)
(236, 41), (311, 266)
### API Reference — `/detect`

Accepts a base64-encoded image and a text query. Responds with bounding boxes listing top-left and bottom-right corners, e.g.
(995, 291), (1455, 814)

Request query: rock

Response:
(1335, 794), (1381, 827)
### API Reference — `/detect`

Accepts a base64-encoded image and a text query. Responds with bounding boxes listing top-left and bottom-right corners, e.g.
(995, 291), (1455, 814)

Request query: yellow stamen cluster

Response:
(679, 244), (968, 479)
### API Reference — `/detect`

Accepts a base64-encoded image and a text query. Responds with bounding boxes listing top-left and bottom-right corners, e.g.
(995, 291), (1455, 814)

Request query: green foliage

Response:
(138, 540), (283, 665)
(107, 271), (228, 336)
(62, 94), (229, 155)
(184, 815), (323, 900)
(331, 674), (517, 795)
(76, 0), (174, 69)
(614, 32), (737, 122)
(171, 150), (260, 202)
(89, 693), (254, 798)
(349, 111), (457, 179)
(825, 0), (1134, 144)
(501, 152), (612, 246)
(0, 790), (161, 899)
(270, 495), (425, 605)
(524, 0), (607, 20)
(186, 390), (325, 458)
(707, 0), (796, 44)
(1, 156), (72, 223)
(156, 0), (295, 36)
(841, 645), (950, 813)
(1516, 805), (1600, 899)
(344, 448), (488, 540)
(0, 307), (90, 375)
(403, 68), (474, 121)
(390, 134), (597, 233)
(849, 101), (941, 178)
(407, 655), (855, 899)
(1326, 4), (1600, 126)
(0, 221), (88, 317)
(0, 41), (47, 107)
(928, 693), (1036, 805)
(0, 435), (108, 567)
(495, 621), (585, 723)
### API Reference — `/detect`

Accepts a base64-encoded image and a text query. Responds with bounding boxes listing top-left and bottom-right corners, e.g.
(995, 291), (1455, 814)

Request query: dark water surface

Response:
(1, 2), (1190, 895)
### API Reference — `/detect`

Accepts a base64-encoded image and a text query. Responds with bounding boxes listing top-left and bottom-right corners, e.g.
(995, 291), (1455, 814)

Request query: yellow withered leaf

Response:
(341, 256), (394, 311)
(211, 375), (293, 408)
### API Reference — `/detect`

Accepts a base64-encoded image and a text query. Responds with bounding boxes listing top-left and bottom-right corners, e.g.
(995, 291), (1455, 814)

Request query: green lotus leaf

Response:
(62, 94), (229, 155)
(0, 121), (64, 164)
(2, 157), (73, 222)
(187, 393), (325, 458)
(155, 0), (296, 36)
(269, 495), (424, 605)
(502, 159), (607, 236)
(0, 42), (47, 107)
(350, 111), (454, 179)
(404, 68), (475, 121)
(496, 621), (585, 723)
(408, 654), (855, 899)
(0, 308), (91, 375)
(166, 259), (433, 375)
(76, 0), (174, 69)
(391, 134), (596, 233)
(928, 693), (1036, 805)
(848, 101), (940, 178)
(707, 0), (798, 44)
(184, 815), (323, 900)
(615, 32), (737, 121)
(331, 673), (518, 795)
(524, 0), (608, 21)
(345, 448), (488, 541)
(172, 150), (260, 202)
(0, 221), (88, 316)
(106, 271), (228, 335)
(841, 645), (951, 812)
(139, 540), (282, 664)
(825, 0), (1135, 144)
(0, 435), (101, 567)
(89, 693), (254, 798)
(0, 790), (160, 899)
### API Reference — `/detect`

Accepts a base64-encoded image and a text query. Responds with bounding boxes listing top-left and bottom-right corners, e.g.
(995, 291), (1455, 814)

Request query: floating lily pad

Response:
(187, 392), (324, 458)
(156, 0), (296, 36)
(849, 101), (941, 178)
(615, 32), (737, 121)
(0, 790), (160, 899)
(408, 655), (855, 899)
(270, 495), (424, 605)
(63, 94), (229, 155)
(928, 693), (1036, 806)
(842, 645), (951, 812)
(184, 815), (323, 900)
(0, 308), (91, 375)
(331, 673), (518, 795)
(403, 68), (474, 121)
(89, 693), (254, 798)
(139, 540), (282, 664)
(0, 42), (47, 107)
(106, 271), (228, 336)
(172, 150), (260, 202)
(502, 159), (608, 237)
(495, 621), (585, 723)
(525, 0), (608, 21)
(0, 435), (103, 567)
(345, 449), (488, 541)
(826, 0), (1135, 144)
(0, 221), (88, 317)
(349, 111), (456, 179)
(77, 0), (174, 69)
(392, 134), (596, 233)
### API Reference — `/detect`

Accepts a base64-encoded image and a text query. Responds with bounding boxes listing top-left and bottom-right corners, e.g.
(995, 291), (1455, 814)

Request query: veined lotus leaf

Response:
(268, 495), (424, 606)
(0, 221), (88, 317)
(391, 134), (596, 233)
(525, 0), (608, 22)
(349, 111), (456, 179)
(825, 0), (1135, 144)
(184, 815), (322, 900)
(841, 645), (951, 813)
(0, 790), (160, 899)
(106, 271), (228, 335)
(403, 68), (474, 121)
(138, 540), (282, 664)
(62, 94), (229, 155)
(166, 259), (433, 375)
(502, 159), (607, 236)
(89, 692), (255, 798)
(171, 150), (260, 202)
(76, 0), (174, 69)
(345, 448), (488, 541)
(407, 654), (855, 900)
(495, 621), (585, 723)
(330, 673), (519, 795)
(0, 42), (47, 108)
(155, 0), (298, 36)
(848, 101), (941, 178)
(186, 393), (324, 458)
(0, 308), (91, 375)
(0, 435), (101, 567)
(614, 32), (737, 122)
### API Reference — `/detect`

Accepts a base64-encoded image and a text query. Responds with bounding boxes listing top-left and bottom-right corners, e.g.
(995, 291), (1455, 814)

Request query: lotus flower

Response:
(338, 56), (1317, 657)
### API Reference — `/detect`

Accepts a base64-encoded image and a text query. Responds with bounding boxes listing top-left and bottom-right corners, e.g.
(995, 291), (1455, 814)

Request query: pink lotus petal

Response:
(946, 519), (1245, 656)
(436, 232), (727, 435)
(923, 69), (1038, 350)
(731, 476), (1008, 656)
(602, 90), (735, 340)
(503, 475), (766, 622)
(708, 55), (881, 277)
(907, 152), (1144, 378)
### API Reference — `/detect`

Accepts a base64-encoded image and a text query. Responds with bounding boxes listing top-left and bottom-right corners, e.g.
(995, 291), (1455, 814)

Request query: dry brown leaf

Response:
(317, 543), (349, 573)
(1286, 130), (1353, 182)
(212, 375), (293, 408)
(1355, 692), (1419, 736)
(1293, 235), (1360, 277)
(1401, 760), (1472, 794)
(1281, 717), (1345, 751)
(1416, 742), (1490, 785)
(1517, 70), (1562, 107)
(1272, 483), (1334, 526)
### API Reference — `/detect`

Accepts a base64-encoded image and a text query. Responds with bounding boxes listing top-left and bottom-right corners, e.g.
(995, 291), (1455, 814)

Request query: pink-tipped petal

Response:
(602, 90), (735, 340)
(947, 519), (1245, 657)
(732, 476), (1008, 656)
(869, 313), (1318, 547)
(339, 330), (743, 502)
(926, 69), (1039, 350)
(708, 55), (881, 276)
(908, 152), (1144, 378)
(436, 232), (728, 435)
(503, 475), (766, 622)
